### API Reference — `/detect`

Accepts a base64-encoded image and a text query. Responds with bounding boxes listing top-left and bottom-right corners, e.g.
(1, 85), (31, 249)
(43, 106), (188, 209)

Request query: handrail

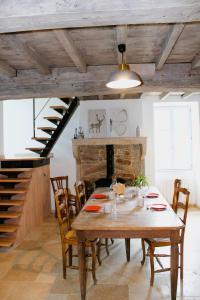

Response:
(33, 98), (35, 138)
(35, 98), (51, 120)
(32, 97), (51, 138)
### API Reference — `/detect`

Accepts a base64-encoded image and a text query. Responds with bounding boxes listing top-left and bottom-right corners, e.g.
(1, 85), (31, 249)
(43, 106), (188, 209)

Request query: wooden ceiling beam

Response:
(159, 92), (171, 101)
(24, 43), (51, 75)
(182, 92), (200, 100)
(53, 29), (86, 73)
(156, 24), (184, 70)
(0, 60), (16, 78)
(0, 1), (199, 33)
(0, 63), (199, 100)
(0, 34), (50, 75)
(191, 52), (200, 69)
(120, 93), (126, 99)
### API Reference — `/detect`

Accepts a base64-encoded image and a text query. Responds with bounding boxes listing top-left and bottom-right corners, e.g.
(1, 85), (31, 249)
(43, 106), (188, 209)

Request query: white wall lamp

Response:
(106, 44), (142, 89)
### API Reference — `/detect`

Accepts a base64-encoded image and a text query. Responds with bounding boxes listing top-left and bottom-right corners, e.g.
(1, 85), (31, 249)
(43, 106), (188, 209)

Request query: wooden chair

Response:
(74, 180), (87, 211)
(74, 180), (113, 258)
(55, 190), (99, 282)
(51, 176), (77, 217)
(141, 187), (190, 286)
(171, 178), (181, 210)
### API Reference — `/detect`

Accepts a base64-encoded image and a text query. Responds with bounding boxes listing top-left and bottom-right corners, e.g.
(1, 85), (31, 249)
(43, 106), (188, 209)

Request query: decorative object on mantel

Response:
(106, 44), (143, 89)
(110, 109), (128, 136)
(73, 127), (84, 139)
(73, 128), (78, 139)
(77, 126), (84, 139)
(136, 125), (141, 137)
(88, 109), (107, 138)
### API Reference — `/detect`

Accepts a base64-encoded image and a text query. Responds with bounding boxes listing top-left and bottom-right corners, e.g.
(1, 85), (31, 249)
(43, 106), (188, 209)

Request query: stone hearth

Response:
(72, 137), (147, 182)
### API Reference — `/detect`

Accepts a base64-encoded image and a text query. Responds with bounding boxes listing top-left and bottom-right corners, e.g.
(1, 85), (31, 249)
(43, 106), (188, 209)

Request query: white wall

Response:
(0, 101), (4, 156)
(79, 99), (143, 138)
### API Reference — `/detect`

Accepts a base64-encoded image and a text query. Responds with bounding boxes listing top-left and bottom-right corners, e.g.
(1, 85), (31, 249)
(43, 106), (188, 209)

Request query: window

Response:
(154, 103), (192, 170)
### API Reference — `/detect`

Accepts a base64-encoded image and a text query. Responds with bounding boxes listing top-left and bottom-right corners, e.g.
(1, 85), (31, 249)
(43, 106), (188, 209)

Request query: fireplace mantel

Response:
(72, 137), (147, 160)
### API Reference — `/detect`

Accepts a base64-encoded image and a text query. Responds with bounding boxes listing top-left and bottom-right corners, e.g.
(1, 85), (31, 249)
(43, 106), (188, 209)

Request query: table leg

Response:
(125, 238), (130, 262)
(78, 237), (87, 300)
(170, 231), (179, 300)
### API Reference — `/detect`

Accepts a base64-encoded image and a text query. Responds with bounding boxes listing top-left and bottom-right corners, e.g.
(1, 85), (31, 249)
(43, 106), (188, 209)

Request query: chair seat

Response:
(145, 237), (180, 246)
(64, 230), (95, 247)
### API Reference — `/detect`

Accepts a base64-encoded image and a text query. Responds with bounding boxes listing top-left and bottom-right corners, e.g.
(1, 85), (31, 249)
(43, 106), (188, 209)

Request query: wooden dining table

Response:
(72, 187), (184, 300)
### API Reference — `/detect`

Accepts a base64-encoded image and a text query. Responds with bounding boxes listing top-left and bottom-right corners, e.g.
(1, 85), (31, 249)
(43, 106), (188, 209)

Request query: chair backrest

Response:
(173, 187), (190, 241)
(51, 176), (68, 194)
(74, 180), (87, 210)
(54, 190), (71, 243)
(172, 179), (181, 211)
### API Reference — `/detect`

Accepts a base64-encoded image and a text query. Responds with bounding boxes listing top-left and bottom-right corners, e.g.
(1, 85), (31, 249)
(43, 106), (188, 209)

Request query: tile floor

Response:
(0, 208), (200, 300)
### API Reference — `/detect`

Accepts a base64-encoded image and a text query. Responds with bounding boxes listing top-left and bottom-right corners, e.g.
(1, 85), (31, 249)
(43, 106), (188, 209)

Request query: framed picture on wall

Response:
(88, 109), (107, 138)
(109, 108), (128, 136)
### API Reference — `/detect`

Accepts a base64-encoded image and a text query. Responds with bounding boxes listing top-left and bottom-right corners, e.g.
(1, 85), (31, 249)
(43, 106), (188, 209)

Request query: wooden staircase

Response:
(0, 168), (32, 248)
(26, 97), (80, 157)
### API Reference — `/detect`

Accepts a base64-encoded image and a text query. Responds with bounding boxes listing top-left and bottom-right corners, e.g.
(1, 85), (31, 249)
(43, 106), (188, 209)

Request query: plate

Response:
(84, 205), (102, 212)
(151, 204), (167, 211)
(92, 193), (108, 199)
(146, 193), (159, 198)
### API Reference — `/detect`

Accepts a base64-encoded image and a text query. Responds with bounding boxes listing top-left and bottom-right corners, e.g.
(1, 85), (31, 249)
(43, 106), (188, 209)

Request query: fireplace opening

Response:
(95, 144), (126, 188)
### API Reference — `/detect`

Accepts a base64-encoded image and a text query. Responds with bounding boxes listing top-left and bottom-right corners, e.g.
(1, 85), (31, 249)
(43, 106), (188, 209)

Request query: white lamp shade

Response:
(106, 69), (142, 89)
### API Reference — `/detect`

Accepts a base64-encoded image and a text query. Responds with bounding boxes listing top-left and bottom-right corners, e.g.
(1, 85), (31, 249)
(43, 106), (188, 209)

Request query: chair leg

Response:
(125, 238), (130, 262)
(62, 246), (67, 279)
(150, 244), (155, 286)
(91, 243), (97, 284)
(54, 201), (57, 218)
(111, 238), (114, 244)
(68, 245), (73, 267)
(97, 240), (102, 266)
(105, 238), (109, 256)
(180, 241), (184, 280)
(141, 239), (146, 265)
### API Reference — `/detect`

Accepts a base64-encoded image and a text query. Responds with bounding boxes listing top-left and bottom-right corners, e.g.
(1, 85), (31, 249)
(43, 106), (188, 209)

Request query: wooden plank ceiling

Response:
(0, 0), (200, 100)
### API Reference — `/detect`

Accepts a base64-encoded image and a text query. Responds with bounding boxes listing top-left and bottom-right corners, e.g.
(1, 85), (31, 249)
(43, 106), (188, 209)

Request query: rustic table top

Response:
(72, 187), (184, 232)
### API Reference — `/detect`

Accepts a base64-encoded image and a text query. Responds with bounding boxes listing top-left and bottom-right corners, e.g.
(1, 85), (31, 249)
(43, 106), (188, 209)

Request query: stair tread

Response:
(0, 178), (30, 182)
(0, 168), (32, 172)
(0, 188), (27, 193)
(32, 137), (50, 141)
(0, 211), (21, 218)
(0, 200), (24, 206)
(37, 127), (56, 130)
(0, 224), (18, 232)
(44, 116), (62, 120)
(50, 106), (67, 110)
(26, 147), (44, 150)
(0, 237), (16, 247)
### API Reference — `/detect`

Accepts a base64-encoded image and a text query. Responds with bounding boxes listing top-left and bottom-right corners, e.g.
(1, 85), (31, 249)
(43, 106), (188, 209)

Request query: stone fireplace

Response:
(72, 137), (147, 183)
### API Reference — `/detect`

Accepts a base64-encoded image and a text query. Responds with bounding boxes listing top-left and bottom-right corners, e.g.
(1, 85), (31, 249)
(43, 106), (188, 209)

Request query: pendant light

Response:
(106, 44), (142, 89)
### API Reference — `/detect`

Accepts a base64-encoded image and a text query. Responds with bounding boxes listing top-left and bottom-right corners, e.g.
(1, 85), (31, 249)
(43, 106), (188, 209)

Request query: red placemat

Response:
(84, 205), (102, 212)
(150, 204), (167, 211)
(91, 193), (108, 199)
(146, 193), (159, 198)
